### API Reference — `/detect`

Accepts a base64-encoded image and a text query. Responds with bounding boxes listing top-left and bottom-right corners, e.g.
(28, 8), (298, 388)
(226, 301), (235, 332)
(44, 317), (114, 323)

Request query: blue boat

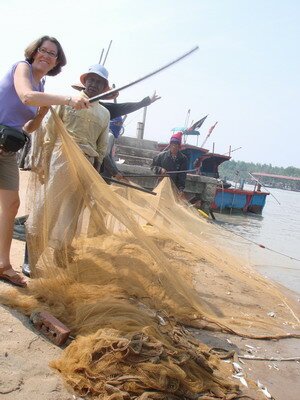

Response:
(115, 118), (270, 215)
(157, 140), (269, 214)
(211, 187), (269, 214)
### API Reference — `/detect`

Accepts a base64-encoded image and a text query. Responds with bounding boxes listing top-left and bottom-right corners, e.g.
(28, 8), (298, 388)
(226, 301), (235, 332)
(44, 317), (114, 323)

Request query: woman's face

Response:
(32, 40), (58, 75)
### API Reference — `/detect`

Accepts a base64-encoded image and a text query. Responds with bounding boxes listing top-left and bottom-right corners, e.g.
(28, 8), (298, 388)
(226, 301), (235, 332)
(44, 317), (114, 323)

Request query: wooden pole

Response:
(184, 109), (191, 128)
(112, 83), (117, 104)
(103, 176), (157, 195)
(89, 46), (199, 103)
(248, 173), (281, 204)
(99, 49), (104, 64)
(103, 40), (112, 66)
(140, 106), (148, 139)
(184, 109), (191, 144)
(223, 146), (242, 156)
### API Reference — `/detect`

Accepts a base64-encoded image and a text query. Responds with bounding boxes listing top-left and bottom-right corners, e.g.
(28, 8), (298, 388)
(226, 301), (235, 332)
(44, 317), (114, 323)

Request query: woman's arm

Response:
(14, 63), (89, 110)
(23, 106), (49, 133)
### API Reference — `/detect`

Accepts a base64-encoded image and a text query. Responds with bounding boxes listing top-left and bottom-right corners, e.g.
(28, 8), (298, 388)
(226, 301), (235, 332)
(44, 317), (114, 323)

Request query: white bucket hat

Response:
(80, 64), (109, 89)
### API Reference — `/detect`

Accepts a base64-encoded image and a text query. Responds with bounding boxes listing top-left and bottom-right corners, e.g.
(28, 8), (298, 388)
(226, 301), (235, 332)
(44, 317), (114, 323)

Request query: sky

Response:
(1, 0), (299, 168)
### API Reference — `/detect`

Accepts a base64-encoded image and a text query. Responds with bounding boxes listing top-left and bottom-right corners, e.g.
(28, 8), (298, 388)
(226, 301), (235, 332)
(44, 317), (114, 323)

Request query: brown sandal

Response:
(0, 265), (27, 287)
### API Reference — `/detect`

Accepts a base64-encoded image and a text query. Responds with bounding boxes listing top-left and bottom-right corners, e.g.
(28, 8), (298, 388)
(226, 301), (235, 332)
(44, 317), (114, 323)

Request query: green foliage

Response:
(219, 160), (300, 186)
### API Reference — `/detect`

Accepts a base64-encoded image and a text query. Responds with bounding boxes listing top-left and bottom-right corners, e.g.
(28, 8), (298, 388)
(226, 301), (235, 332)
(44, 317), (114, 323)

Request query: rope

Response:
(121, 169), (198, 177)
(248, 172), (281, 205)
(121, 171), (300, 263)
(238, 355), (300, 362)
(123, 110), (143, 128)
(209, 348), (300, 362)
(215, 223), (300, 262)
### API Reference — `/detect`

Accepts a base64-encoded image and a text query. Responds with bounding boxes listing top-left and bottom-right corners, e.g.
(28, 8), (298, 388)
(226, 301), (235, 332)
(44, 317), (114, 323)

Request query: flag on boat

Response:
(187, 115), (208, 131)
(208, 121), (218, 135)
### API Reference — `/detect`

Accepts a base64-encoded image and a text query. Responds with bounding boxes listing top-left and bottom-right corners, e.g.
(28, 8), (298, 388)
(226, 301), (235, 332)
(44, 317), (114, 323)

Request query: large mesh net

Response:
(1, 108), (299, 399)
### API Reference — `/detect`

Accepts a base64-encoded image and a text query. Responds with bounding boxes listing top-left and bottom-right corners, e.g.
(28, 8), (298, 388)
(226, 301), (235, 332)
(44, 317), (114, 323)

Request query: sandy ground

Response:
(0, 172), (80, 399)
(0, 171), (299, 400)
(192, 328), (300, 400)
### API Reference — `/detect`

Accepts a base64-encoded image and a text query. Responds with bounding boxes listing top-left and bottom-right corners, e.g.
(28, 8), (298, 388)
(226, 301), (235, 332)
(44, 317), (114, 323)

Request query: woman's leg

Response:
(0, 189), (19, 265)
(0, 189), (26, 286)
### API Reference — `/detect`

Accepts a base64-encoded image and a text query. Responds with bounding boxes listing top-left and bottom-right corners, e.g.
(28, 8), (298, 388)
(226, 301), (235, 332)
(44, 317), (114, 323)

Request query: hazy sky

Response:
(1, 0), (299, 168)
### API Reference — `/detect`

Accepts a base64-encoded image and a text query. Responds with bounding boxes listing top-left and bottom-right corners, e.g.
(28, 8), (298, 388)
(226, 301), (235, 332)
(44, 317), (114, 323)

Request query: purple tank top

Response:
(0, 61), (45, 131)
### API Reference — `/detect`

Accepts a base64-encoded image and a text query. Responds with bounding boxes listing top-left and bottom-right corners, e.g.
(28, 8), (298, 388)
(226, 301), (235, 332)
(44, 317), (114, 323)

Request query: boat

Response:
(211, 186), (269, 214)
(164, 141), (269, 214)
(114, 135), (219, 213)
(114, 134), (269, 215)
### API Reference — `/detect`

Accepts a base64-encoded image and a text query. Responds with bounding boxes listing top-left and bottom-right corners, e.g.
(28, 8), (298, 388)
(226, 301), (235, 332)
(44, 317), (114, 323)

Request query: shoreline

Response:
(1, 171), (299, 399)
(213, 191), (300, 296)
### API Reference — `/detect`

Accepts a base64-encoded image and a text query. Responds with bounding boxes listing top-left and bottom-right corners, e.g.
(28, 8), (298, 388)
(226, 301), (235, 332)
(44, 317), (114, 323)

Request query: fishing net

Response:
(1, 108), (299, 399)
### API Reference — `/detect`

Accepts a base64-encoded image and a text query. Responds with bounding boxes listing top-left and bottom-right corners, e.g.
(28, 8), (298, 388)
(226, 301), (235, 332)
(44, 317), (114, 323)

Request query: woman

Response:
(0, 35), (90, 287)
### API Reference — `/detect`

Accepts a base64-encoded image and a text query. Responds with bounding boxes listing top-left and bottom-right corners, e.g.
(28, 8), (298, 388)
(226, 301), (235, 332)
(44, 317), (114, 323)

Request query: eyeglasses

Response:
(37, 47), (58, 59)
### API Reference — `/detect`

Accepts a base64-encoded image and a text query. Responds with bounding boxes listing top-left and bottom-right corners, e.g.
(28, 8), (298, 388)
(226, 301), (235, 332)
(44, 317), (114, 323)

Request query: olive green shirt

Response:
(44, 92), (109, 164)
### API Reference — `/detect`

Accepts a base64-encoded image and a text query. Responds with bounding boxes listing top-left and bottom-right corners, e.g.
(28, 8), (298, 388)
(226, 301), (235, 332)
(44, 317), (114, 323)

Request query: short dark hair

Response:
(24, 35), (67, 76)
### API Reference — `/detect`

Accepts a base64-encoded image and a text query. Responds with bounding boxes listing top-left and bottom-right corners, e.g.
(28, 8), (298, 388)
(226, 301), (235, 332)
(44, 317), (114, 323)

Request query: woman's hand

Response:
(67, 96), (90, 110)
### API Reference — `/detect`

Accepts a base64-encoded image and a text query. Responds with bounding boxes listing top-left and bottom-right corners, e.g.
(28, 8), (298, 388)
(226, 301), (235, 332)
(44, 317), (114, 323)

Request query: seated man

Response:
(100, 92), (160, 180)
(151, 132), (188, 194)
(101, 116), (126, 180)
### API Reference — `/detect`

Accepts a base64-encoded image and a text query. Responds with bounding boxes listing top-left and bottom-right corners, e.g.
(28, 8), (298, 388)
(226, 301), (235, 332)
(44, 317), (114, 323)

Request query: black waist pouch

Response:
(0, 124), (28, 152)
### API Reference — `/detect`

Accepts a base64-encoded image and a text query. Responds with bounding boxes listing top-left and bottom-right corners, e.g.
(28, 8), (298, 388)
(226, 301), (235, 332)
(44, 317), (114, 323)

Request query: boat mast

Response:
(103, 40), (113, 66)
(137, 106), (147, 139)
(200, 121), (218, 148)
(183, 109), (191, 143)
(99, 49), (104, 64)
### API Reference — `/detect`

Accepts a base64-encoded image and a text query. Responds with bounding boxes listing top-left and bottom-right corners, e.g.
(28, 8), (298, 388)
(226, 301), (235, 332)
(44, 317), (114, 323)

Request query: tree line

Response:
(218, 160), (300, 186)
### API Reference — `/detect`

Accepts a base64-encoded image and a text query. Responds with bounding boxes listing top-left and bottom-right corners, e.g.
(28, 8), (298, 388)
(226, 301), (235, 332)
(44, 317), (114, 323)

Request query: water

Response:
(214, 186), (300, 295)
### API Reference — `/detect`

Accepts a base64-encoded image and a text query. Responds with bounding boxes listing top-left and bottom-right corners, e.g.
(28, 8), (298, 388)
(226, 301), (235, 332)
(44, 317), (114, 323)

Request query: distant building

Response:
(251, 172), (300, 191)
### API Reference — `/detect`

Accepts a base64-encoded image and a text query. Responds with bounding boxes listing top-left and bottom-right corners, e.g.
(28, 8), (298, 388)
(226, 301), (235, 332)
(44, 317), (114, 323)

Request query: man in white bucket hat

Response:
(44, 64), (110, 167)
(79, 64), (110, 97)
(22, 64), (111, 274)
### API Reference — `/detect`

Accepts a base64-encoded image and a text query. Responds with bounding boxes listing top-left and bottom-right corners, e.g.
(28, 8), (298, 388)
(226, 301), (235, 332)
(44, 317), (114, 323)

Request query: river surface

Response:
(213, 186), (300, 295)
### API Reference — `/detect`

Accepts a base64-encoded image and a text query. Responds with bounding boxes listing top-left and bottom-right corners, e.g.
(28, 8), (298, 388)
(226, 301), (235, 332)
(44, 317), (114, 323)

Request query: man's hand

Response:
(31, 163), (45, 184)
(114, 172), (129, 183)
(160, 168), (167, 175)
(149, 91), (161, 104)
(37, 106), (50, 118)
(114, 172), (124, 180)
(23, 106), (50, 133)
(178, 190), (186, 200)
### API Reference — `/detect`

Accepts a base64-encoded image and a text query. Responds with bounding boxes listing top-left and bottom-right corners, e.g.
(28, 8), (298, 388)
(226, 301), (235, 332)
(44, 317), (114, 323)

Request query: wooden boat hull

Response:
(211, 188), (269, 214)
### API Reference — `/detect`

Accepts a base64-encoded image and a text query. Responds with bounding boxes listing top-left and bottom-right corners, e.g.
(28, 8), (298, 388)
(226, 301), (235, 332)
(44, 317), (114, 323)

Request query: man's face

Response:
(170, 142), (180, 155)
(84, 73), (107, 98)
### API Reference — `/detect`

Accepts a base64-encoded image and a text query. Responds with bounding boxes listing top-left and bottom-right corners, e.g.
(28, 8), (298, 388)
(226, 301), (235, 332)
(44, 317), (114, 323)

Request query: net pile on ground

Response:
(1, 109), (299, 399)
